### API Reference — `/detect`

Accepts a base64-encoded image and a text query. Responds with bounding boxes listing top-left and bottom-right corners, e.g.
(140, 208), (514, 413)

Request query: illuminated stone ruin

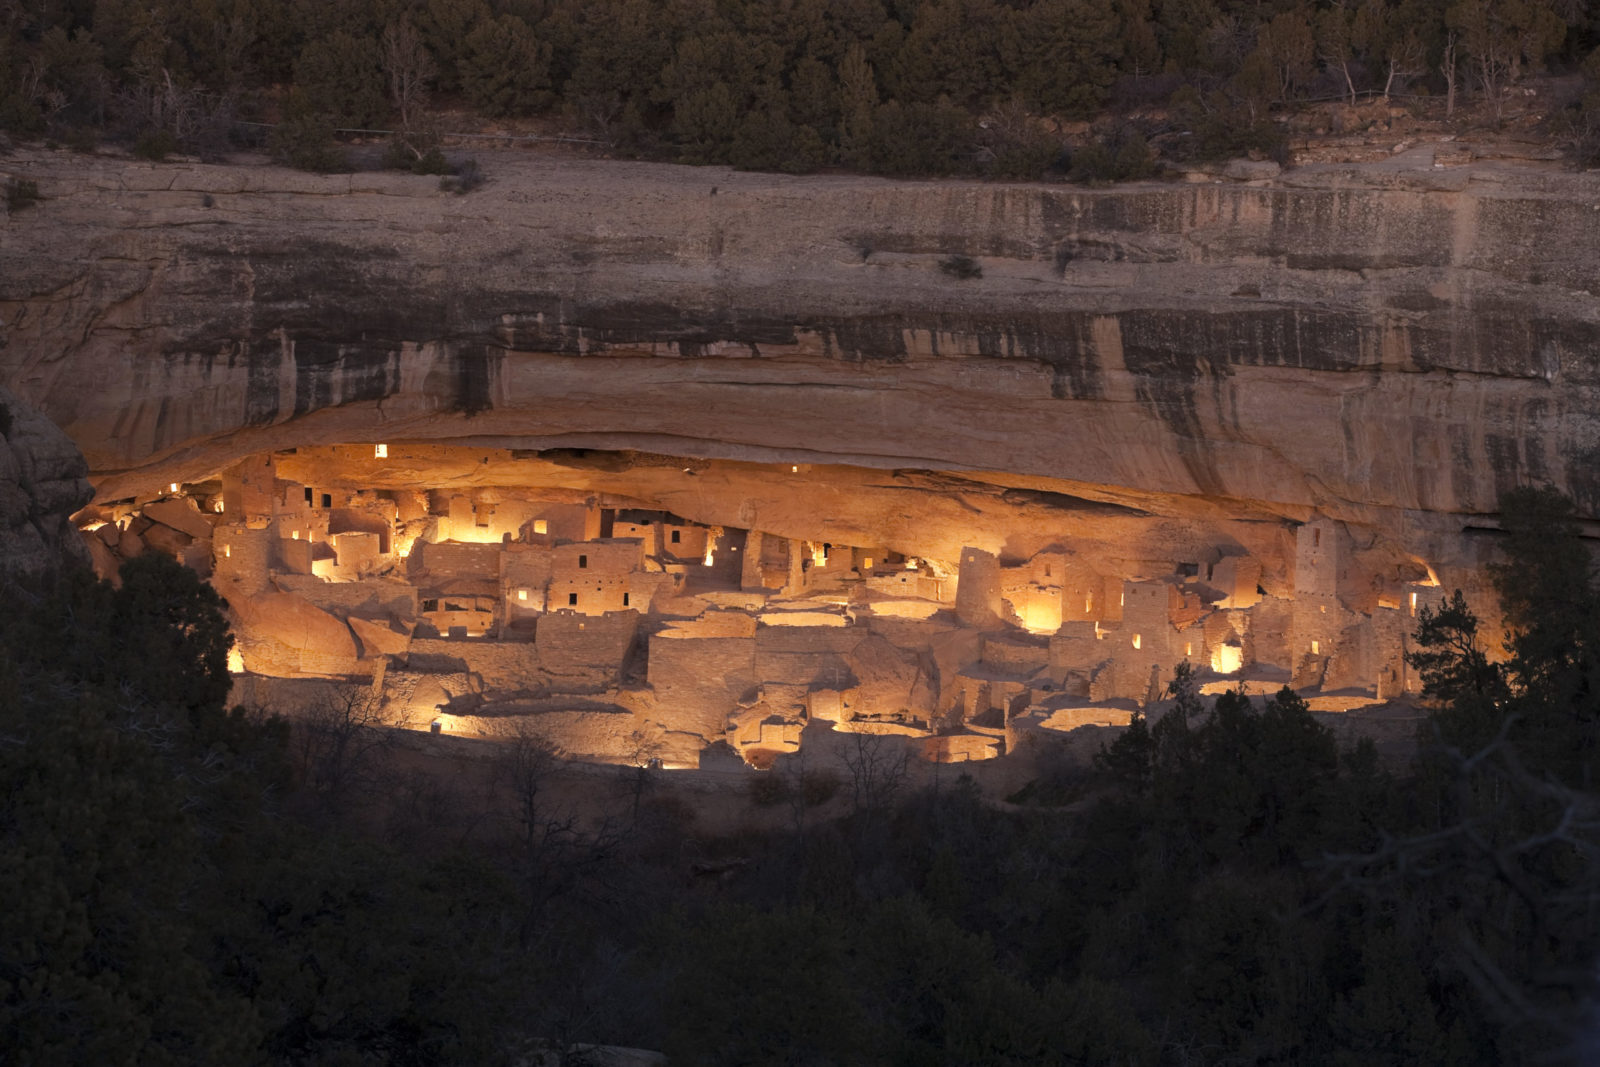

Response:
(76, 444), (1456, 770)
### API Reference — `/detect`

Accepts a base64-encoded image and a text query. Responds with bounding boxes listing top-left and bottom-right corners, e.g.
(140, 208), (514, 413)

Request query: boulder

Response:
(143, 496), (215, 540)
(232, 592), (361, 677)
(142, 522), (192, 557)
(0, 387), (92, 576)
(349, 614), (413, 658)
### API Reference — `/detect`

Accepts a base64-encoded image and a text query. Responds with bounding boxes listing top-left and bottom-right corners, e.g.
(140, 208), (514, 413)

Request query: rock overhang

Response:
(2, 148), (1598, 580)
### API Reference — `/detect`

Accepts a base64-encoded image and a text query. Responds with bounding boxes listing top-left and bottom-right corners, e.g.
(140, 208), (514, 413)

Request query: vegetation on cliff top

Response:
(5, 1), (1600, 177)
(2, 489), (1598, 1062)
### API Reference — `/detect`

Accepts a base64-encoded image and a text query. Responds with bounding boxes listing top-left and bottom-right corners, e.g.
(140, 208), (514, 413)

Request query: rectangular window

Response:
(533, 519), (548, 535)
(1132, 634), (1141, 650)
(304, 487), (313, 504)
(517, 589), (528, 601)
(622, 593), (630, 607)
(578, 554), (589, 568)
(422, 599), (438, 612)
(321, 493), (331, 509)
(671, 530), (681, 544)
(568, 593), (578, 606)
(374, 444), (387, 459)
(1311, 640), (1321, 655)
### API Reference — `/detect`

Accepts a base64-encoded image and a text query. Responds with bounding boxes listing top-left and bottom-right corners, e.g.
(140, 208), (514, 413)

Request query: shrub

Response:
(1168, 85), (1287, 164)
(863, 100), (974, 177)
(800, 770), (841, 807)
(0, 93), (43, 135)
(410, 147), (453, 175)
(380, 137), (414, 171)
(1067, 125), (1158, 184)
(269, 115), (349, 173)
(747, 773), (789, 807)
(63, 126), (99, 154)
(439, 158), (484, 194)
(938, 254), (982, 280)
(133, 128), (178, 161)
(5, 178), (40, 212)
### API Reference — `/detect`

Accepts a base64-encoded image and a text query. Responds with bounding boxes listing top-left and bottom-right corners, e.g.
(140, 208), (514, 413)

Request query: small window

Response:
(533, 519), (548, 535)
(423, 599), (439, 612)
(304, 487), (314, 504)
(1311, 640), (1320, 655)
(1313, 528), (1321, 547)
(568, 593), (578, 606)
(622, 593), (630, 607)
(517, 589), (528, 602)
(671, 530), (681, 544)
(374, 444), (387, 459)
(1132, 634), (1141, 650)
(1043, 565), (1051, 578)
(224, 544), (232, 558)
(578, 554), (588, 568)
(321, 493), (331, 509)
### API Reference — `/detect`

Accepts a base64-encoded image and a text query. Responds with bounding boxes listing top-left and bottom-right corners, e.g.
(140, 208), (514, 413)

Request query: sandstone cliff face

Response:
(0, 386), (93, 575)
(2, 149), (1597, 574)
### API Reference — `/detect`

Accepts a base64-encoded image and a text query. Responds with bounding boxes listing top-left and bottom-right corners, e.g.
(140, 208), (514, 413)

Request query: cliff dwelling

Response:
(7, 146), (1579, 780)
(75, 441), (1460, 770)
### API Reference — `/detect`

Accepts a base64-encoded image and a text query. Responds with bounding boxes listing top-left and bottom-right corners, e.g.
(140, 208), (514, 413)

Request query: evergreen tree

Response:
(459, 13), (552, 117)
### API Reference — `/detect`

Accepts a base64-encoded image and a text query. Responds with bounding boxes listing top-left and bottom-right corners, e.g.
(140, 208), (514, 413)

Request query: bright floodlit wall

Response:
(413, 539), (502, 581)
(955, 546), (1002, 626)
(647, 633), (758, 739)
(536, 609), (638, 679)
(550, 539), (642, 615)
(503, 544), (554, 618)
(408, 636), (542, 691)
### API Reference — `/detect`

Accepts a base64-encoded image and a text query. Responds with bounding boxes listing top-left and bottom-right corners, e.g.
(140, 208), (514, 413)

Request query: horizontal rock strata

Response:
(3, 149), (1598, 581)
